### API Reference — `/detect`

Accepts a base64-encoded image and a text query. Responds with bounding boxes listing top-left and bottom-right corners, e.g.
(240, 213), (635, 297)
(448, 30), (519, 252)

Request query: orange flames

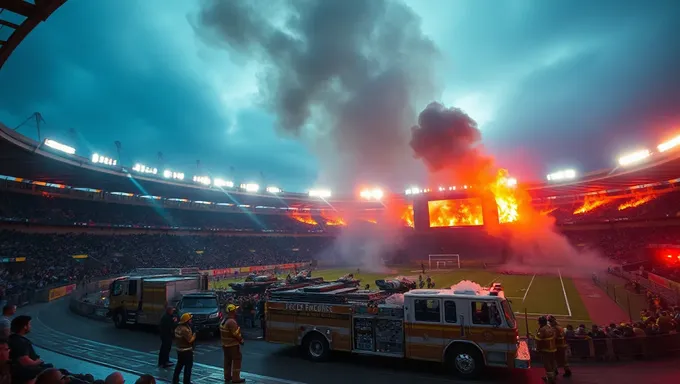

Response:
(490, 170), (519, 224)
(540, 207), (558, 216)
(289, 211), (318, 225)
(428, 198), (484, 227)
(618, 194), (656, 211)
(320, 211), (346, 226)
(401, 205), (414, 228)
(573, 196), (609, 215)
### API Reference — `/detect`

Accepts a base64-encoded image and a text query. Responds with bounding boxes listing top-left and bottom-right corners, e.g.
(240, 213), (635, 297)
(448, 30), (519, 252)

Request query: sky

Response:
(0, 0), (679, 194)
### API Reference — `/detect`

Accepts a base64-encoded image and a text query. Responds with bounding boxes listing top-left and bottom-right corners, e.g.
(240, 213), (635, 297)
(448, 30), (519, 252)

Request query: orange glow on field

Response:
(573, 196), (609, 215)
(490, 170), (519, 224)
(428, 198), (484, 227)
(618, 194), (656, 211)
(289, 211), (317, 225)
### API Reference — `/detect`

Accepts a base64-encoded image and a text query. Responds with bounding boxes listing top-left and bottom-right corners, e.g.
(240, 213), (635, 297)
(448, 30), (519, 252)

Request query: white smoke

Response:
(450, 280), (484, 292)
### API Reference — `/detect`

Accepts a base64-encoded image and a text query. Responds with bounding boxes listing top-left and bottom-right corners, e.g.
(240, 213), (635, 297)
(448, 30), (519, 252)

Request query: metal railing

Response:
(528, 333), (680, 361)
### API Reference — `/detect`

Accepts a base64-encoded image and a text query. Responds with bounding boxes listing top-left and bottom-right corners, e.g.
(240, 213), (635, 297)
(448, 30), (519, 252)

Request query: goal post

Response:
(428, 254), (461, 270)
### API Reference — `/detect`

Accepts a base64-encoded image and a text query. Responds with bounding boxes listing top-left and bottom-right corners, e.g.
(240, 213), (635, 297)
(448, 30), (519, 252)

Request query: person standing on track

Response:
(173, 313), (195, 384)
(158, 304), (177, 368)
(548, 315), (572, 378)
(535, 316), (557, 384)
(220, 304), (245, 384)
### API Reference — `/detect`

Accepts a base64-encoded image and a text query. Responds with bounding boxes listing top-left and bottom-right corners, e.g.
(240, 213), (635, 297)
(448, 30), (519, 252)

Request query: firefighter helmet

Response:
(226, 304), (240, 313)
(537, 315), (548, 326)
(179, 313), (193, 324)
(547, 315), (557, 325)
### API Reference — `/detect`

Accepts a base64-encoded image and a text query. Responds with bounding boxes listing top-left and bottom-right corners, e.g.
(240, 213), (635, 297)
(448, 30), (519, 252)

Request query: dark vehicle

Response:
(177, 292), (222, 335)
(375, 276), (416, 293)
(228, 273), (279, 294)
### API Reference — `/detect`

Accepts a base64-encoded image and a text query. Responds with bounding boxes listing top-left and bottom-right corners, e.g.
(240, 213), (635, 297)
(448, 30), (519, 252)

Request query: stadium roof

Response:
(0, 123), (382, 209)
(0, 0), (67, 70)
(3, 122), (680, 205)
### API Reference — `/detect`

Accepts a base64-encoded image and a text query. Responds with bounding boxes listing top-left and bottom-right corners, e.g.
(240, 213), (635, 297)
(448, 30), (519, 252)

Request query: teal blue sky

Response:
(1, 0), (678, 193)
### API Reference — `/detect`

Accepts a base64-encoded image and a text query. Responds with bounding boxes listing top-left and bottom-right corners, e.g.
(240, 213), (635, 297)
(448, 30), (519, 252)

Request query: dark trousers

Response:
(158, 336), (172, 366)
(172, 350), (193, 384)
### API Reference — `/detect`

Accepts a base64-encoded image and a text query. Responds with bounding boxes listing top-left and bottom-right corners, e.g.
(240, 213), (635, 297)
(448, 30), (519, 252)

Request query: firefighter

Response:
(158, 305), (177, 368)
(548, 315), (572, 378)
(221, 304), (245, 383)
(172, 313), (195, 384)
(535, 316), (557, 383)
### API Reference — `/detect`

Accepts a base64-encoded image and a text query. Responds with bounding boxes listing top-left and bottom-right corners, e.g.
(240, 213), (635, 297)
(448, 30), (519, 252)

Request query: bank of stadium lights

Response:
(309, 189), (331, 198)
(163, 169), (185, 180)
(44, 139), (75, 155)
(266, 186), (282, 194)
(192, 175), (211, 186)
(657, 135), (680, 153)
(618, 149), (651, 167)
(405, 187), (422, 195)
(546, 169), (576, 182)
(240, 183), (259, 192)
(91, 153), (116, 166)
(132, 163), (158, 175)
(213, 178), (234, 188)
(360, 188), (383, 201)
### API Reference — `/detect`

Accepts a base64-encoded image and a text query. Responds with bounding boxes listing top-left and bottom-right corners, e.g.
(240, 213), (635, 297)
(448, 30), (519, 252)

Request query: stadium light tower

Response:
(214, 179), (234, 188)
(546, 169), (577, 182)
(309, 189), (331, 198)
(657, 135), (680, 153)
(44, 139), (75, 155)
(360, 188), (384, 200)
(618, 149), (650, 167)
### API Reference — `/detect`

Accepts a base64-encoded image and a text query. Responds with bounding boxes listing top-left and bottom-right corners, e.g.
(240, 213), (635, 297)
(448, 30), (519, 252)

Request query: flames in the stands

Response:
(618, 194), (657, 211)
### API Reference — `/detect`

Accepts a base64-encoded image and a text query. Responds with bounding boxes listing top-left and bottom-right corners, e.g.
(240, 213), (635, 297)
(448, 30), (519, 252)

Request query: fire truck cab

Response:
(265, 282), (530, 378)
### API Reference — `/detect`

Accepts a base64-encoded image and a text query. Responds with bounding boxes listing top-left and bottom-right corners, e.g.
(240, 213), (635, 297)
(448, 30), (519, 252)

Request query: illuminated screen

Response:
(428, 198), (484, 228)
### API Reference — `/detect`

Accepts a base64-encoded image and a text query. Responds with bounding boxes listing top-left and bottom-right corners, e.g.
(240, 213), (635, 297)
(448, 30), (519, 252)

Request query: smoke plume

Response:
(194, 0), (439, 189)
(410, 102), (495, 186)
(409, 102), (610, 274)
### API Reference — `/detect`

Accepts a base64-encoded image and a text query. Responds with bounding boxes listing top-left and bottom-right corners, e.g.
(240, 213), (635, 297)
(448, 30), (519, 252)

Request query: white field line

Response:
(522, 274), (536, 303)
(515, 312), (571, 317)
(486, 275), (501, 286)
(558, 268), (573, 317)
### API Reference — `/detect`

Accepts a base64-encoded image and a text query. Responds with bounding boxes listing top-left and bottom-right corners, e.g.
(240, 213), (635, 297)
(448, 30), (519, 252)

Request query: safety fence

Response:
(68, 278), (118, 321)
(527, 333), (680, 361)
(591, 274), (648, 322)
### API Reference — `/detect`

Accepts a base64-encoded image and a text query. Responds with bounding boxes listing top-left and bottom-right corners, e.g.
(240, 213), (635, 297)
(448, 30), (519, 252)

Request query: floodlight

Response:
(657, 135), (680, 153)
(44, 139), (75, 155)
(241, 183), (259, 192)
(618, 149), (650, 167)
(214, 179), (234, 188)
(266, 186), (281, 193)
(193, 175), (211, 185)
(309, 189), (332, 198)
(546, 169), (577, 181)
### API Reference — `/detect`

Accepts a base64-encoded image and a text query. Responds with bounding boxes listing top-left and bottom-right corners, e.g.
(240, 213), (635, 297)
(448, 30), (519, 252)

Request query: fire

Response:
(289, 211), (318, 225)
(573, 195), (609, 215)
(490, 170), (519, 224)
(540, 207), (558, 216)
(618, 194), (656, 211)
(320, 210), (346, 226)
(428, 198), (484, 227)
(401, 205), (414, 228)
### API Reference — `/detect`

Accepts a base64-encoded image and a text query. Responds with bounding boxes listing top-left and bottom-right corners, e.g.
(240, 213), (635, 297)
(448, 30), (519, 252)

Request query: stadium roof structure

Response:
(526, 152), (680, 200)
(0, 123), (383, 210)
(0, 0), (67, 70)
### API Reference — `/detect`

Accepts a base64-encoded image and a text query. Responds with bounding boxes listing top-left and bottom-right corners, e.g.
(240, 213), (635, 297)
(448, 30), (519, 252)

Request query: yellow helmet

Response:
(179, 313), (193, 324)
(226, 304), (239, 313)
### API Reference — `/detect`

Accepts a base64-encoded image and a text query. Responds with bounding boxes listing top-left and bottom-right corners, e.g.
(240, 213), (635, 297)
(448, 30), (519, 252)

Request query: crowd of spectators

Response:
(0, 306), (159, 384)
(0, 190), (338, 233)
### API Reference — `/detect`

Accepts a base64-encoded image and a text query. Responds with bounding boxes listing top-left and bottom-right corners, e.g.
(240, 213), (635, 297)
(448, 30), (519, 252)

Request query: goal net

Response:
(428, 254), (461, 270)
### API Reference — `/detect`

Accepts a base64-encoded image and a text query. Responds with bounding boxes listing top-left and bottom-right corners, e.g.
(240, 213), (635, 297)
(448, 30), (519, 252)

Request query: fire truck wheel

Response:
(113, 312), (127, 329)
(446, 345), (484, 378)
(303, 333), (330, 362)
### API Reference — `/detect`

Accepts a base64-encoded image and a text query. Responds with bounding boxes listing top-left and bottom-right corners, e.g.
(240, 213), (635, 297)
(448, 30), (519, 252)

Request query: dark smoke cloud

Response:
(410, 102), (493, 185)
(194, 0), (439, 189)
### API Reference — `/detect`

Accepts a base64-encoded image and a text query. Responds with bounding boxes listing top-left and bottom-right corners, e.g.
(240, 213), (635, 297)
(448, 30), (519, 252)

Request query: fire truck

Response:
(265, 281), (530, 378)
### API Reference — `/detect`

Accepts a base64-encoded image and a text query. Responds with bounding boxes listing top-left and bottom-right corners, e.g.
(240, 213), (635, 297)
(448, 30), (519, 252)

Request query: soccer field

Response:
(211, 267), (593, 333)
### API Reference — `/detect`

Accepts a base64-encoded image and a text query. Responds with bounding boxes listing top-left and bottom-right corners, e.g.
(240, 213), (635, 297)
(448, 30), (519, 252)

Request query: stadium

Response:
(2, 1), (680, 384)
